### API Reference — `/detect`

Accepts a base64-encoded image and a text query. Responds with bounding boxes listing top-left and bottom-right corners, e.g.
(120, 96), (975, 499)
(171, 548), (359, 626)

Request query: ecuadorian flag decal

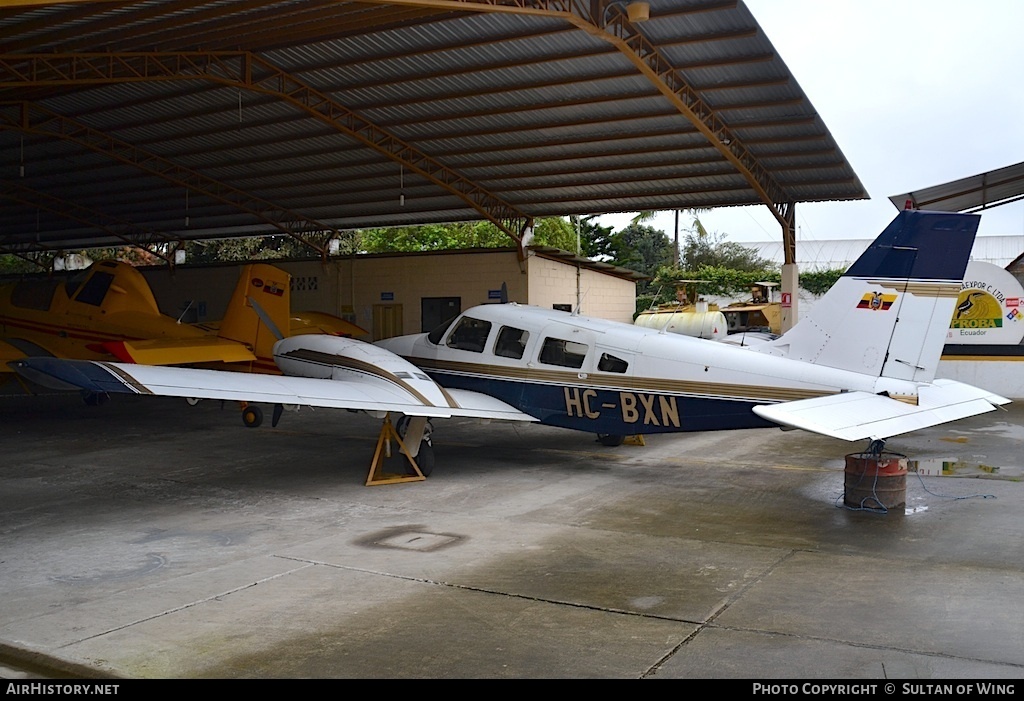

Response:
(857, 292), (897, 310)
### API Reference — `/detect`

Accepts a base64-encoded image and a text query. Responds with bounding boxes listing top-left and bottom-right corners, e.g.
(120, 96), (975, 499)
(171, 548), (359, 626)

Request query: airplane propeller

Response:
(247, 296), (286, 342)
(248, 295), (287, 427)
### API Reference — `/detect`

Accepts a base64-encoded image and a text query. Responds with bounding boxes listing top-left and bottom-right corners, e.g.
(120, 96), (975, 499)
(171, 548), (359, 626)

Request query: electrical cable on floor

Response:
(909, 468), (997, 501)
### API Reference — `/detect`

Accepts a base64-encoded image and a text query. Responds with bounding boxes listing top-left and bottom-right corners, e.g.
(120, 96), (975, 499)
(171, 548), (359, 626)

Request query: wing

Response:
(0, 339), (29, 368)
(752, 379), (1010, 441)
(10, 356), (537, 423)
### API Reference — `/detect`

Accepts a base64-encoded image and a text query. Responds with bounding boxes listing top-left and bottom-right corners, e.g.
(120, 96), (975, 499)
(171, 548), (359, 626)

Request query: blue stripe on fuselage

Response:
(429, 371), (775, 435)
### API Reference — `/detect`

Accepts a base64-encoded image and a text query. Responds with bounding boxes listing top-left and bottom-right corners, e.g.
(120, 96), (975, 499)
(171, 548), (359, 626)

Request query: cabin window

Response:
(494, 326), (529, 359)
(445, 316), (491, 353)
(598, 352), (628, 374)
(539, 337), (587, 369)
(73, 272), (114, 307)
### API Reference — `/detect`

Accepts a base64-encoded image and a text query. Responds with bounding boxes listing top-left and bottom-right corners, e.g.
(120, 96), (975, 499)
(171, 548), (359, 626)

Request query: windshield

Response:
(426, 314), (459, 345)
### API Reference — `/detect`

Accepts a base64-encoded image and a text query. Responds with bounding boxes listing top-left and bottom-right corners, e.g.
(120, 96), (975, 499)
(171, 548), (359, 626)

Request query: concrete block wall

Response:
(139, 248), (637, 337)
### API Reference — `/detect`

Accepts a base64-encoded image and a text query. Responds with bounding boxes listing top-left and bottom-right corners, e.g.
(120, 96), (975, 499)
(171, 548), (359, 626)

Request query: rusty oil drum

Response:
(844, 452), (908, 511)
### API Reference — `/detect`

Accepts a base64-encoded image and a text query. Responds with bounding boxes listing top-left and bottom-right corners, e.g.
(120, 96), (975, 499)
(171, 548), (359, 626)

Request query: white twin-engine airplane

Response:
(12, 210), (1010, 477)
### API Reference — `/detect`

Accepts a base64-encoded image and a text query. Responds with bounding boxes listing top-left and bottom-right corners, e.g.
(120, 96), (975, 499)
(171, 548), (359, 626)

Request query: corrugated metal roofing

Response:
(889, 161), (1024, 214)
(0, 0), (867, 257)
(748, 236), (1024, 270)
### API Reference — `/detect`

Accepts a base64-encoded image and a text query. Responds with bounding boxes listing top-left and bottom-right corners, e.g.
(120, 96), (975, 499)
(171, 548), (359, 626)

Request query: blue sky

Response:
(600, 0), (1024, 243)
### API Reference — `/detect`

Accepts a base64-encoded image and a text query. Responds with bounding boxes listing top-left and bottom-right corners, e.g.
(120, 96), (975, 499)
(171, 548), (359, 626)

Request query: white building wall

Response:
(139, 249), (637, 338)
(525, 256), (636, 324)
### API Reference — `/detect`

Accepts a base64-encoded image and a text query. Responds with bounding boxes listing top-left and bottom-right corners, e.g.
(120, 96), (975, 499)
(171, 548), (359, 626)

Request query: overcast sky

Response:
(601, 0), (1024, 244)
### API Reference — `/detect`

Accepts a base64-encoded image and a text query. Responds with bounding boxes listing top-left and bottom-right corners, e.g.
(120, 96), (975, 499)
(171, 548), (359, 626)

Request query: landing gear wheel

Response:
(242, 405), (263, 428)
(414, 441), (435, 477)
(397, 416), (434, 477)
(597, 433), (625, 447)
(396, 415), (411, 437)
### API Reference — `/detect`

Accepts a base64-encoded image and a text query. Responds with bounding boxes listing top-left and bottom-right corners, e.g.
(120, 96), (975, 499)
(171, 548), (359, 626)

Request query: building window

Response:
(422, 297), (461, 333)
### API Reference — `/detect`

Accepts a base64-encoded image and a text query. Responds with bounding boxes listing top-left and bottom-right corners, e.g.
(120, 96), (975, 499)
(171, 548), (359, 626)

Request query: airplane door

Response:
(373, 304), (403, 341)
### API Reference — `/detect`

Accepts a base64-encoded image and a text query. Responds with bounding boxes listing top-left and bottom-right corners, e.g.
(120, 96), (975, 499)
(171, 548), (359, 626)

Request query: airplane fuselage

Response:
(374, 303), (921, 438)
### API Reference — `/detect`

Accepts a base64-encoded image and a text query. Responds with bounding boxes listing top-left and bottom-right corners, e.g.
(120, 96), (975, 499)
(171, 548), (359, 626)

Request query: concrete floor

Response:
(1, 389), (1022, 679)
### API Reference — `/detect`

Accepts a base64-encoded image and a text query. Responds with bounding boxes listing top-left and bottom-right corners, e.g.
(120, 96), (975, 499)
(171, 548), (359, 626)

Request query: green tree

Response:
(0, 254), (44, 274)
(646, 221), (780, 306)
(530, 217), (578, 251)
(568, 214), (615, 258)
(797, 268), (846, 296)
(356, 217), (578, 254)
(681, 229), (774, 272)
(612, 223), (675, 286)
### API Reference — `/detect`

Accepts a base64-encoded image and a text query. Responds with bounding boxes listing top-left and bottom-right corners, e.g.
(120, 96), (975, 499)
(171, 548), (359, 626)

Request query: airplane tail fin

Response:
(752, 210), (980, 383)
(217, 263), (292, 368)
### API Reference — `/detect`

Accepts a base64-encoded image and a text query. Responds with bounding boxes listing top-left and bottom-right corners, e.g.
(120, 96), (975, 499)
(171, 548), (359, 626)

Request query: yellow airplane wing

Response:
(289, 311), (368, 338)
(0, 339), (29, 369)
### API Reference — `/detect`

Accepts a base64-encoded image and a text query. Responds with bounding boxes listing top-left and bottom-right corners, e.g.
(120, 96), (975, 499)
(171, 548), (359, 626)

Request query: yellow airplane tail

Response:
(217, 263), (292, 373)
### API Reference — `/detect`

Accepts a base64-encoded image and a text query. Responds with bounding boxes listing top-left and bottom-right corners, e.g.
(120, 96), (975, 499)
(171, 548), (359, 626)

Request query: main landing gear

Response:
(596, 433), (646, 447)
(239, 402), (289, 429)
(241, 403), (263, 428)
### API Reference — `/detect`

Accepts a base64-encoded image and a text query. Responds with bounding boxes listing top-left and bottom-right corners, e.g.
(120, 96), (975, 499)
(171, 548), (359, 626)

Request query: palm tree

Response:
(629, 208), (708, 266)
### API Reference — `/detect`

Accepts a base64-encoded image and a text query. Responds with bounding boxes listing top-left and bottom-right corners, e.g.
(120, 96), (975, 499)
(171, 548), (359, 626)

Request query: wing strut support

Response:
(366, 414), (426, 486)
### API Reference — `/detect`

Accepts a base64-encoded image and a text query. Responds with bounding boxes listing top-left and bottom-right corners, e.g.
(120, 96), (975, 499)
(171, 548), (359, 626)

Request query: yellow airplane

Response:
(0, 259), (364, 424)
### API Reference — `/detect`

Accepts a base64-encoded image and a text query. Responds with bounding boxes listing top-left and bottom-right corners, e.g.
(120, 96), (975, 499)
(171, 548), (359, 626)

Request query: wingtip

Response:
(101, 341), (136, 363)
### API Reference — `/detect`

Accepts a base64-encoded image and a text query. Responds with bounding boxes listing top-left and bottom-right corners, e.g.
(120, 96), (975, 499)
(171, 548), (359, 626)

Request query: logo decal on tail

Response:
(857, 292), (897, 311)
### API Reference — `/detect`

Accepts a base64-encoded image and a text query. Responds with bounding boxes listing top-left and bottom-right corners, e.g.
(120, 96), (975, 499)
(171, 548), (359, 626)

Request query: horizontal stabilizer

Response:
(103, 338), (258, 365)
(752, 380), (1010, 441)
(9, 357), (537, 423)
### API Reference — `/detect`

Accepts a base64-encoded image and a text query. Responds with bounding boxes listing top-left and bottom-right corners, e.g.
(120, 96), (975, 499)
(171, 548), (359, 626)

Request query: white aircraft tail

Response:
(753, 210), (980, 383)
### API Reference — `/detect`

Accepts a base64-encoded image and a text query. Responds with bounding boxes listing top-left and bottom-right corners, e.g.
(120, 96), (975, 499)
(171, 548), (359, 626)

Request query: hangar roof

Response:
(0, 0), (867, 259)
(889, 161), (1024, 214)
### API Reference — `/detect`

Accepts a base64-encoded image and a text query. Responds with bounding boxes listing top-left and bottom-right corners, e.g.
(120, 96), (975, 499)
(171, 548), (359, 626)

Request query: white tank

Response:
(634, 308), (728, 341)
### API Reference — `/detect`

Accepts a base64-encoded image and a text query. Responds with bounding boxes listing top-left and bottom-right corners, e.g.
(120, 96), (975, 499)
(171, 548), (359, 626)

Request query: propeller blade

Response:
(247, 295), (286, 341)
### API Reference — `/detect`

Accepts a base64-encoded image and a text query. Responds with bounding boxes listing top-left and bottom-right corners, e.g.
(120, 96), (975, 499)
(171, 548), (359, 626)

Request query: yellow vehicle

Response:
(720, 282), (781, 335)
(1, 260), (364, 422)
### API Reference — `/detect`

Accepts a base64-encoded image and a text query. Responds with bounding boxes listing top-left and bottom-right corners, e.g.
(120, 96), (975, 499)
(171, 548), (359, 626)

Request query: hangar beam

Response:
(352, 0), (794, 231)
(0, 51), (534, 254)
(1, 180), (183, 266)
(0, 98), (336, 258)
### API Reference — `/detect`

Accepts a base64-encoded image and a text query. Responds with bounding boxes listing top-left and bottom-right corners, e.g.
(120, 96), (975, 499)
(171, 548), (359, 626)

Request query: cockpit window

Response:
(64, 270), (88, 300)
(72, 272), (114, 307)
(494, 326), (529, 359)
(9, 279), (60, 311)
(445, 316), (491, 353)
(427, 315), (458, 345)
(539, 337), (587, 369)
(598, 352), (628, 374)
